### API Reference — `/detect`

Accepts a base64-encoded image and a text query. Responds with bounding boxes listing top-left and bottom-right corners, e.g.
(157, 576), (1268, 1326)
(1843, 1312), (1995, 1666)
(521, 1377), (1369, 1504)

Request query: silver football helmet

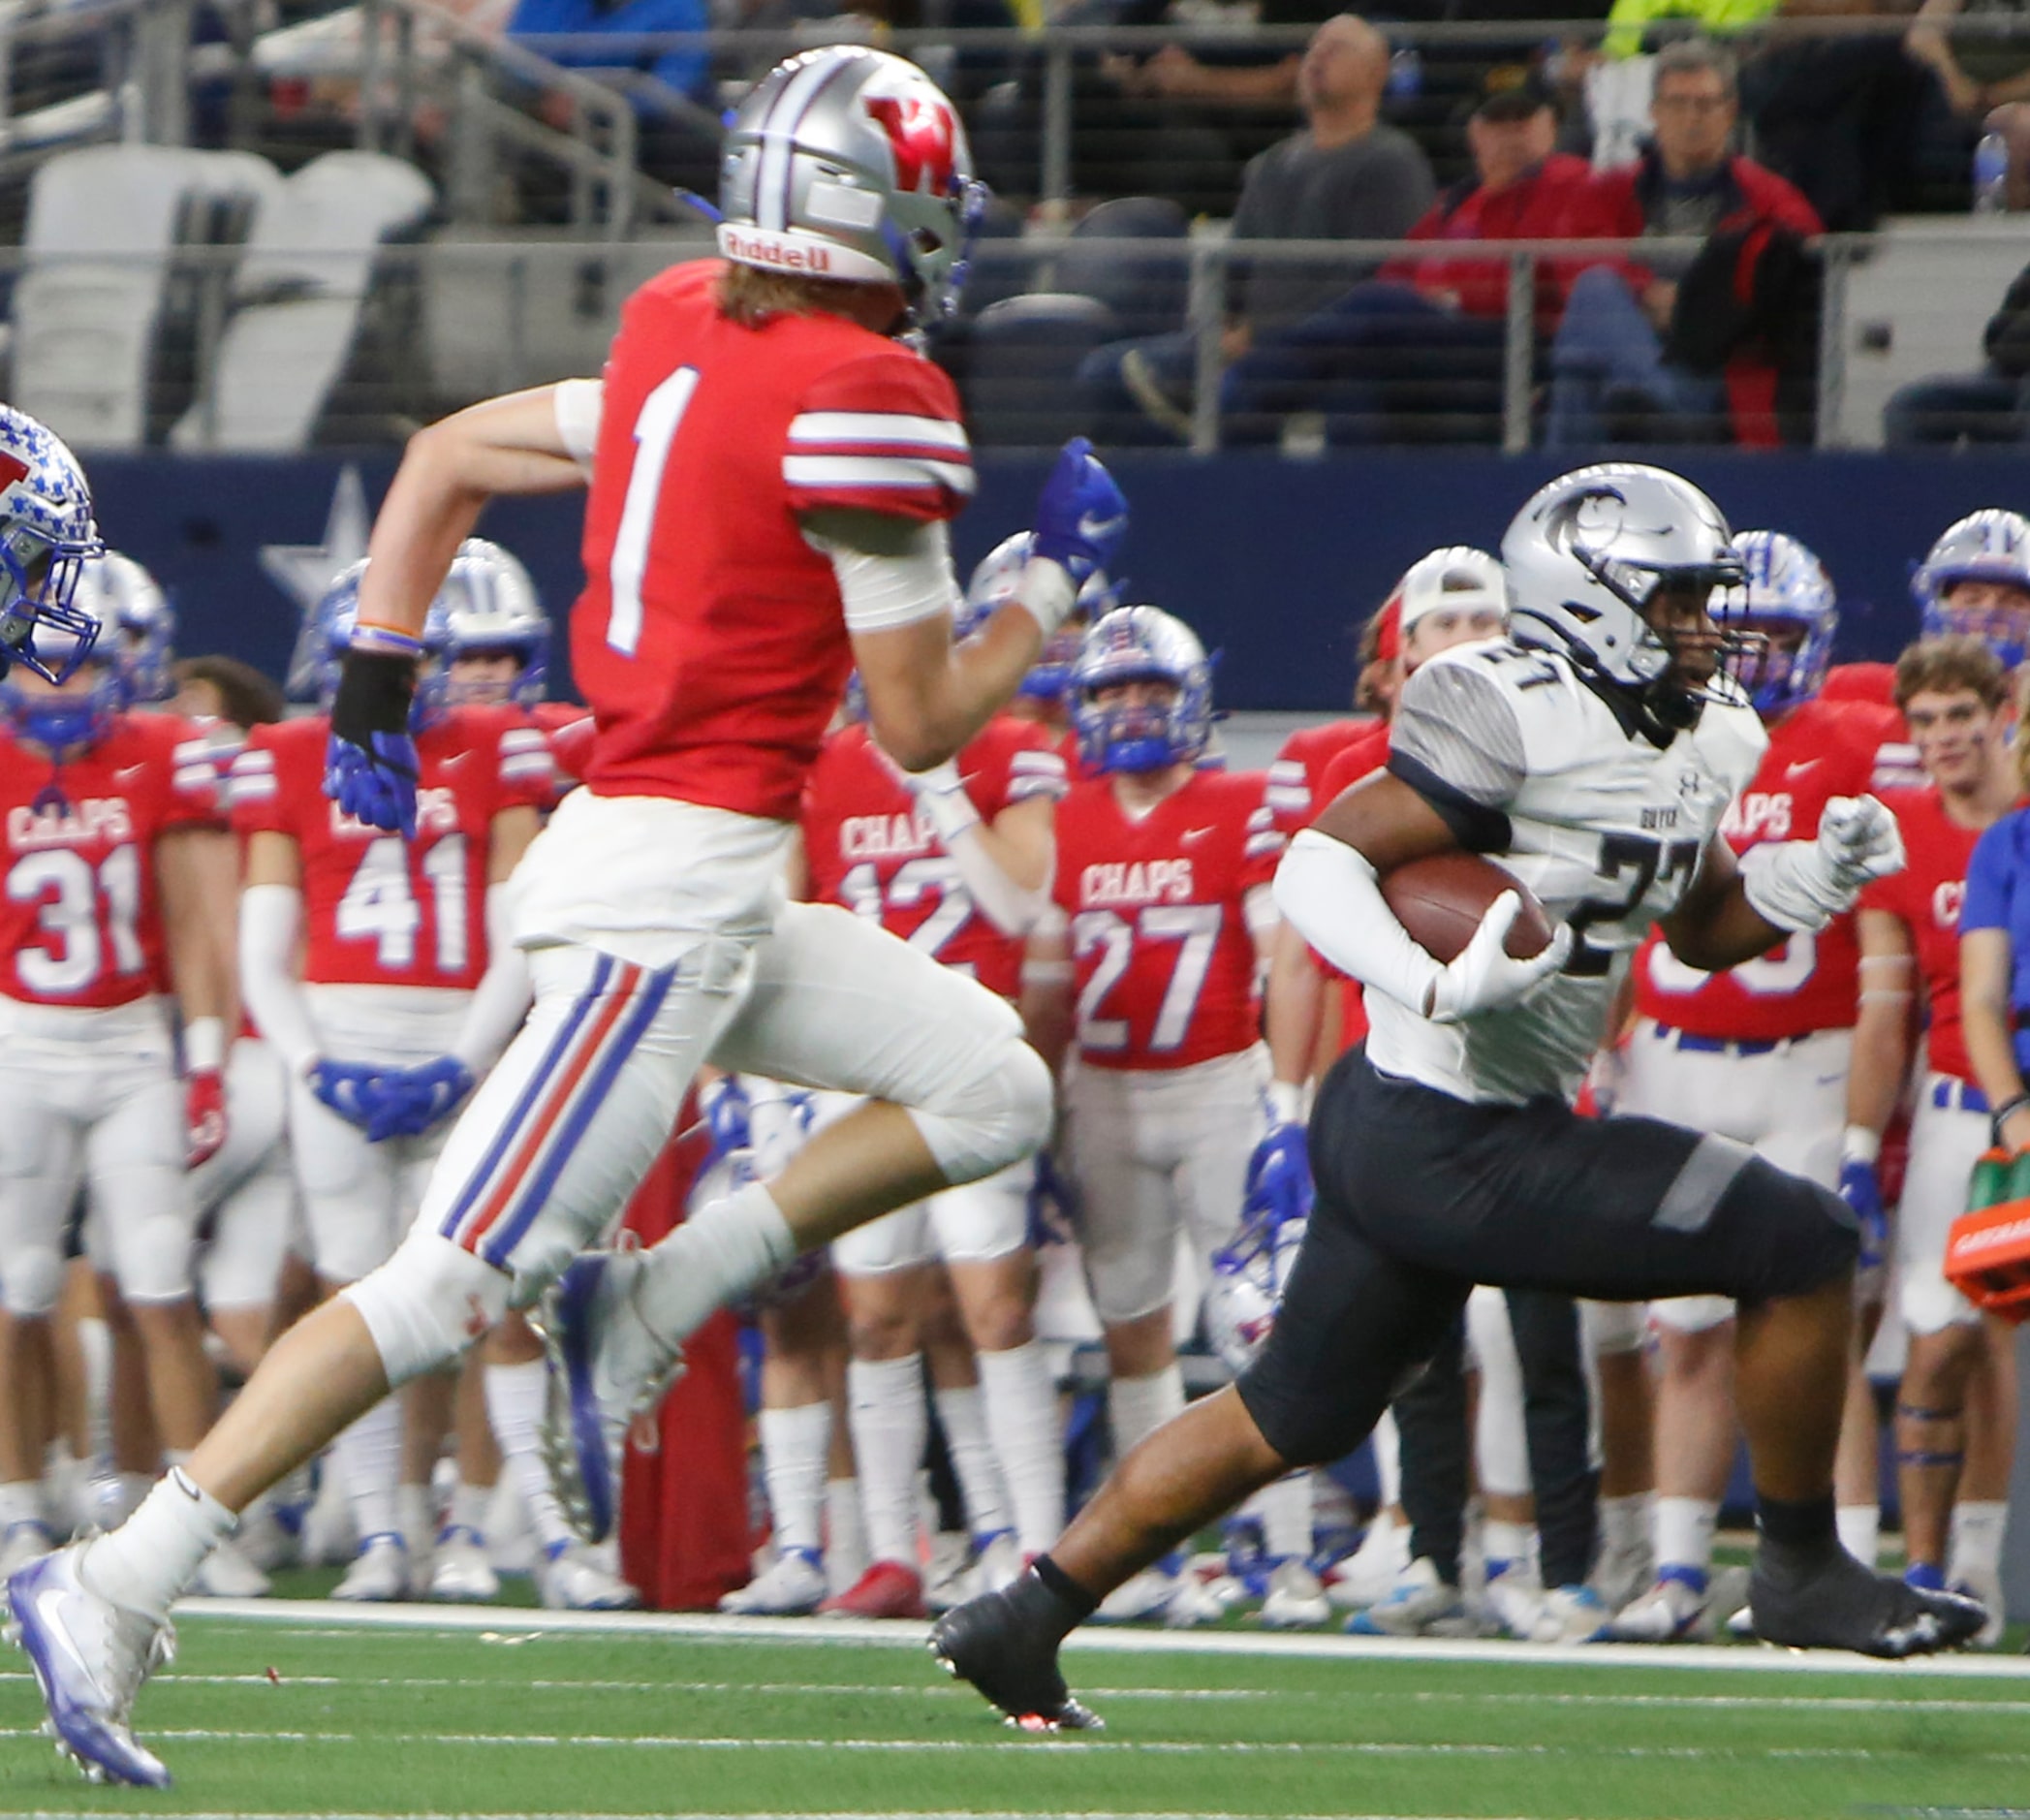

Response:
(718, 46), (986, 321)
(1502, 463), (1741, 691)
(440, 538), (549, 708)
(75, 551), (174, 706)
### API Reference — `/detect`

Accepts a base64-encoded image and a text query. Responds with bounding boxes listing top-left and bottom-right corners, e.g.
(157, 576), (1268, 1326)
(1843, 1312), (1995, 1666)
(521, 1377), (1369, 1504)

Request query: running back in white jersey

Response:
(1371, 640), (1767, 1106)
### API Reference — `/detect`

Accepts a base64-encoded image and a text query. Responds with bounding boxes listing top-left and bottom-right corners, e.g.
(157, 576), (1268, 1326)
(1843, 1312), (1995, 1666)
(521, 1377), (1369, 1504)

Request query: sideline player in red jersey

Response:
(227, 548), (551, 1604)
(1604, 531), (1905, 1644)
(1846, 636), (2020, 1644)
(1022, 604), (1288, 1626)
(801, 664), (1068, 1616)
(959, 531), (1113, 752)
(12, 47), (1125, 1786)
(0, 581), (245, 1585)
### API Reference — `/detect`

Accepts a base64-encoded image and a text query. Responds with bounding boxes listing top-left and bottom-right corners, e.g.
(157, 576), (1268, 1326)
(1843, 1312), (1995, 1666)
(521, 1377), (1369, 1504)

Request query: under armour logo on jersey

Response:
(865, 92), (959, 196)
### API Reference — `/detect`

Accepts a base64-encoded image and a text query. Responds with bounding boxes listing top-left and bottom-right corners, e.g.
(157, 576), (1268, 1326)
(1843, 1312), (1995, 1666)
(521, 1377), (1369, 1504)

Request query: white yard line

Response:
(172, 1598), (2030, 1680)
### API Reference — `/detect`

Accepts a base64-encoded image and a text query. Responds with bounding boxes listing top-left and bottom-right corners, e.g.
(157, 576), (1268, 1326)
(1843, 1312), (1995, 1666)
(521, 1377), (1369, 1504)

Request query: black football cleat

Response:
(1750, 1547), (1986, 1658)
(929, 1580), (1103, 1733)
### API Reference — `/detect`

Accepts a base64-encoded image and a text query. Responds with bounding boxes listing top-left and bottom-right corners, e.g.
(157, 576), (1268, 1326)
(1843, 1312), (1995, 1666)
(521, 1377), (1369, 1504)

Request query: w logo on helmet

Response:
(865, 91), (958, 196)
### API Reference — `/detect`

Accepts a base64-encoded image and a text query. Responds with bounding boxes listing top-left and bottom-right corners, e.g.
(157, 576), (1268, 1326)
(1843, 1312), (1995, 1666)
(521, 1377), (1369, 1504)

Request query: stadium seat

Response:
(1054, 196), (1190, 340)
(11, 145), (282, 449)
(172, 150), (433, 450)
(962, 292), (1119, 447)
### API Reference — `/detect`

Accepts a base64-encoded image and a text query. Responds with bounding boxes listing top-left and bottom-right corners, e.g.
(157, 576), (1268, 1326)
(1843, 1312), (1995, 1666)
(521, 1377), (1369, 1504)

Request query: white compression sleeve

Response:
(814, 519), (961, 634)
(551, 378), (603, 474)
(943, 825), (1048, 937)
(238, 883), (319, 1077)
(1272, 828), (1443, 1017)
(452, 886), (533, 1071)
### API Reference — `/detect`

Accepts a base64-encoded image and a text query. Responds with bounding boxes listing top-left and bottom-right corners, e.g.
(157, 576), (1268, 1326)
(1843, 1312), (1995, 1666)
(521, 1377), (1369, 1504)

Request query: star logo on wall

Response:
(260, 465), (370, 700)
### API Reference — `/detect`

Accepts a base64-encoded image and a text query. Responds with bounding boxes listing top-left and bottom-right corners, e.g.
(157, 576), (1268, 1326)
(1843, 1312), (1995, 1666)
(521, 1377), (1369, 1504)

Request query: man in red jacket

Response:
(1546, 39), (1823, 449)
(1222, 84), (1592, 446)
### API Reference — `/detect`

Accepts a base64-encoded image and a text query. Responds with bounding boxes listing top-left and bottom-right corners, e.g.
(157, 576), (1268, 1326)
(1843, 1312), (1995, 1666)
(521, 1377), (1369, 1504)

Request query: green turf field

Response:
(5, 1603), (2030, 1820)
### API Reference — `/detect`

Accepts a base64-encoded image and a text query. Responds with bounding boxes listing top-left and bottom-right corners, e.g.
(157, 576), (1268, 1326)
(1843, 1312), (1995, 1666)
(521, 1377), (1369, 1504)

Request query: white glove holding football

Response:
(1738, 793), (1906, 933)
(1424, 892), (1574, 1025)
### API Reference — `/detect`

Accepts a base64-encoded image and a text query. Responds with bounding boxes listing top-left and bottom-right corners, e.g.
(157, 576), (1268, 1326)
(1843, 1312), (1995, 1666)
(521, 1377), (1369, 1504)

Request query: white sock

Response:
(975, 1342), (1064, 1557)
(484, 1359), (575, 1553)
(758, 1401), (830, 1557)
(1109, 1365), (1185, 1459)
(77, 1315), (111, 1465)
(396, 1482), (434, 1558)
(332, 1397), (404, 1546)
(637, 1181), (796, 1346)
(0, 1480), (45, 1531)
(81, 1468), (234, 1618)
(826, 1477), (867, 1594)
(1653, 1496), (1719, 1578)
(1248, 1471), (1312, 1562)
(1950, 1500), (2008, 1579)
(1836, 1502), (1881, 1568)
(1373, 1408), (1401, 1509)
(932, 1382), (1013, 1540)
(846, 1355), (926, 1570)
(1600, 1492), (1651, 1556)
(1483, 1518), (1535, 1578)
(448, 1480), (492, 1538)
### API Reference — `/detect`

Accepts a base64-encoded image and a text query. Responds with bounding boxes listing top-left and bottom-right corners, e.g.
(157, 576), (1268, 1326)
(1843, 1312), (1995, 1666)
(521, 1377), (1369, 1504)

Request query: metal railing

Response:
(0, 224), (2019, 454)
(6, 0), (2029, 231)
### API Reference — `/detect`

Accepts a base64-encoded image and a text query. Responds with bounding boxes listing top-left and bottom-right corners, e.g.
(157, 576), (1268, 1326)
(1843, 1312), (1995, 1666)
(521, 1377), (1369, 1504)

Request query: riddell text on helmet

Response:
(722, 230), (834, 273)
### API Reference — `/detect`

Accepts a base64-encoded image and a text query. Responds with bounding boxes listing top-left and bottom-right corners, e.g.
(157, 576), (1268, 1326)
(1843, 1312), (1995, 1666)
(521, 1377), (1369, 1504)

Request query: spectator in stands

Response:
(1906, 0), (2030, 208)
(1546, 39), (1823, 448)
(1220, 83), (1592, 445)
(1077, 14), (1433, 446)
(1739, 0), (1934, 230)
(1885, 257), (2030, 445)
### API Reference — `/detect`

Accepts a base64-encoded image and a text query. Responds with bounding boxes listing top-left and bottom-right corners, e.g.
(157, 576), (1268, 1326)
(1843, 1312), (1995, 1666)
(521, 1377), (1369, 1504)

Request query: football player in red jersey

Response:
(1603, 531), (1906, 1643)
(20, 50), (1127, 1784)
(801, 648), (1068, 1617)
(225, 549), (551, 1605)
(960, 532), (1113, 752)
(1847, 636), (2020, 1644)
(1021, 604), (1287, 1626)
(0, 577), (246, 1588)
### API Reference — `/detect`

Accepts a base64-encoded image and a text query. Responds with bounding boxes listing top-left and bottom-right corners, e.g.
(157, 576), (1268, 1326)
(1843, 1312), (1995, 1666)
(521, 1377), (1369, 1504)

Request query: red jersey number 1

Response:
(607, 365), (700, 658)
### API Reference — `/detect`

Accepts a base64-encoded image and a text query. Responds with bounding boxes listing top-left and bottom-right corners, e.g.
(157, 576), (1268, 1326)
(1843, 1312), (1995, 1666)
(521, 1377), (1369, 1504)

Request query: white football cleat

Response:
(0, 1520), (56, 1580)
(1346, 1555), (1479, 1638)
(1483, 1566), (1546, 1641)
(1607, 1573), (1714, 1643)
(1532, 1584), (1611, 1644)
(188, 1539), (270, 1600)
(719, 1546), (828, 1616)
(1252, 1559), (1331, 1630)
(1591, 1528), (1655, 1617)
(969, 1531), (1024, 1601)
(427, 1526), (500, 1604)
(6, 1545), (175, 1787)
(1326, 1511), (1411, 1609)
(537, 1251), (684, 1545)
(1094, 1566), (1179, 1625)
(539, 1542), (641, 1612)
(1163, 1571), (1228, 1629)
(297, 1464), (356, 1567)
(1951, 1565), (2005, 1649)
(330, 1533), (411, 1603)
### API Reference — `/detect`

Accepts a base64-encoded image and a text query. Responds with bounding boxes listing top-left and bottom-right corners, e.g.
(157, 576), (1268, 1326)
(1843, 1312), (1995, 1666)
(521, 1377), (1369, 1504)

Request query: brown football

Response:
(1380, 852), (1555, 965)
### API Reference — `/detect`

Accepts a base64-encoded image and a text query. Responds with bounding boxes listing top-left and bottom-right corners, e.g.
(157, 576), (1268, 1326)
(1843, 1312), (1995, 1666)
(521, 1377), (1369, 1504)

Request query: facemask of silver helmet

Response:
(74, 550), (174, 707)
(717, 46), (988, 326)
(1502, 464), (1744, 722)
(440, 538), (550, 709)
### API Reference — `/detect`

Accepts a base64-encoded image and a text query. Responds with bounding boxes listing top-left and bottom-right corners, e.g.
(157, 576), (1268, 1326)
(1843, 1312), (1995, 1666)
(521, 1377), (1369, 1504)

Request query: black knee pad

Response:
(1715, 1155), (1858, 1305)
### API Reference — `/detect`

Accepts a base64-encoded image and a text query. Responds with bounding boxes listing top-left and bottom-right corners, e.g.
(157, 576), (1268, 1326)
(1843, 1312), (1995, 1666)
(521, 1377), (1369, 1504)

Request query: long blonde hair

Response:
(715, 261), (871, 329)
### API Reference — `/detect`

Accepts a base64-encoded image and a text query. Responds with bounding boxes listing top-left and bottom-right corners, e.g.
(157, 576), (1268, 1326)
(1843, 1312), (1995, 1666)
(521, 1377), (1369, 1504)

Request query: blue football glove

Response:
(1030, 436), (1128, 584)
(1839, 1156), (1887, 1275)
(1244, 1122), (1315, 1232)
(364, 1055), (476, 1143)
(308, 1058), (395, 1135)
(325, 647), (421, 838)
(698, 1074), (754, 1177)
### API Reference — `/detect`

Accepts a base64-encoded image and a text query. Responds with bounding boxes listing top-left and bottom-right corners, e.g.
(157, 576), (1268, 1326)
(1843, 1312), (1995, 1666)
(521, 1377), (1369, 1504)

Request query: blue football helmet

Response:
(1070, 605), (1212, 774)
(75, 551), (175, 706)
(313, 560), (454, 730)
(0, 585), (121, 753)
(962, 532), (1119, 703)
(441, 540), (549, 708)
(1914, 510), (2030, 667)
(0, 406), (105, 684)
(1719, 530), (1836, 717)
